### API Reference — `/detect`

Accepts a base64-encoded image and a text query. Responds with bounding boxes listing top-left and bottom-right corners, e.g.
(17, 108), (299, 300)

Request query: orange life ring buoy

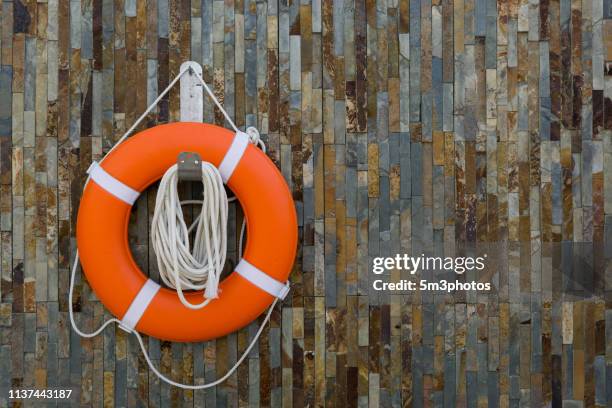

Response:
(76, 122), (297, 342)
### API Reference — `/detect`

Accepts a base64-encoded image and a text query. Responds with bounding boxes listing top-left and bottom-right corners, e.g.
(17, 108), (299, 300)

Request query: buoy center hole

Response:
(127, 179), (246, 291)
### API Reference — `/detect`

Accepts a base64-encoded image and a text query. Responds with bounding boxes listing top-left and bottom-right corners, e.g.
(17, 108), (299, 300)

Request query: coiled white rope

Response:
(68, 64), (277, 390)
(151, 162), (227, 308)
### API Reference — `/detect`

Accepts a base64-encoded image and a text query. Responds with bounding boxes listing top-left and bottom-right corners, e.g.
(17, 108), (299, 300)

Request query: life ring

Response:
(76, 122), (297, 342)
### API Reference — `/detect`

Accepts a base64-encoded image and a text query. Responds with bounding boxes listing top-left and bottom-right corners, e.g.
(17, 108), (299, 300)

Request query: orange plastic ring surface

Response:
(76, 122), (297, 342)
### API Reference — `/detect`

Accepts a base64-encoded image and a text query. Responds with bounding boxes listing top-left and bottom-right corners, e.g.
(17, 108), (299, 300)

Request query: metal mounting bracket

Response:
(177, 152), (202, 181)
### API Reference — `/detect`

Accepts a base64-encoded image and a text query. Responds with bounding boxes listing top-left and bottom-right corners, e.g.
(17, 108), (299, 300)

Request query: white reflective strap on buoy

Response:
(235, 259), (290, 300)
(218, 131), (249, 183)
(87, 161), (140, 205)
(119, 279), (161, 332)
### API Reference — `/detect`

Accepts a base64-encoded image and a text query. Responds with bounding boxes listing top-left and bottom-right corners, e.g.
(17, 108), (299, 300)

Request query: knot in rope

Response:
(246, 126), (260, 145)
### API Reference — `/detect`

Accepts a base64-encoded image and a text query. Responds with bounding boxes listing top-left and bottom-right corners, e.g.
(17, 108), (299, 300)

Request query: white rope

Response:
(133, 298), (278, 390)
(68, 63), (276, 390)
(103, 65), (193, 161)
(151, 163), (227, 308)
(69, 249), (123, 338)
(191, 67), (239, 133)
(69, 252), (278, 390)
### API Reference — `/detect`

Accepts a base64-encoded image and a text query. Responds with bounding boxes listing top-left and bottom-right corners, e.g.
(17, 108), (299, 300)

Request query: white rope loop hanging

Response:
(151, 162), (228, 308)
(68, 63), (277, 390)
